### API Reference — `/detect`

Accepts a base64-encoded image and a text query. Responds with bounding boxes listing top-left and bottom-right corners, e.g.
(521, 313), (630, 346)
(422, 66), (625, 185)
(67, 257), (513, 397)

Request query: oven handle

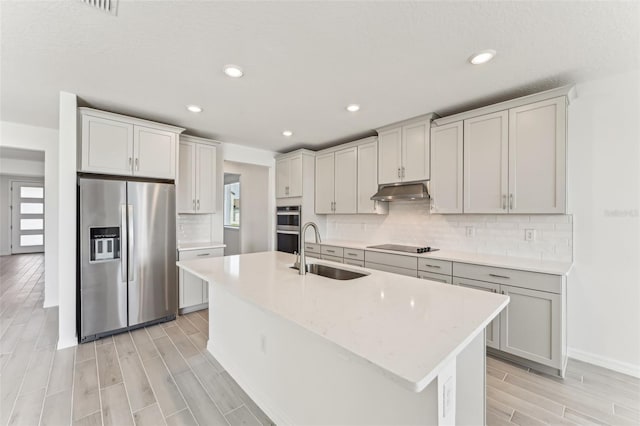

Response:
(276, 211), (300, 216)
(276, 230), (300, 235)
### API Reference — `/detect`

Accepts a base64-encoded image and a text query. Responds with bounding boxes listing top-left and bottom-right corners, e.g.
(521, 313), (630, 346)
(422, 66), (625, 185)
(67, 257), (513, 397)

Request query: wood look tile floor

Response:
(1, 253), (639, 426)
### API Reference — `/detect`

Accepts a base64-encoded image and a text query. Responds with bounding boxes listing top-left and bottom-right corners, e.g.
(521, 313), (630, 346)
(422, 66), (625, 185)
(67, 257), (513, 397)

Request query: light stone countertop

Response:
(319, 239), (573, 276)
(177, 251), (509, 392)
(177, 242), (226, 252)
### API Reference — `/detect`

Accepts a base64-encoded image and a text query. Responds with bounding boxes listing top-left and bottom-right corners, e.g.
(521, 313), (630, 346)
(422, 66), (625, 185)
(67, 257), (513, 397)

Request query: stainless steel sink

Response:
(291, 264), (369, 280)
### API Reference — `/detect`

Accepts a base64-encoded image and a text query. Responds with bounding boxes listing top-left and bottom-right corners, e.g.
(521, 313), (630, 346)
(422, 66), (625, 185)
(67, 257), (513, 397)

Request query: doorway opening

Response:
(223, 173), (241, 255)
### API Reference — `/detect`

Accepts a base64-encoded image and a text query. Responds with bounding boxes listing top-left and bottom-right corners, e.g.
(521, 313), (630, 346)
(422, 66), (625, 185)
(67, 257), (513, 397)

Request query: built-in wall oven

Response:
(276, 205), (301, 254)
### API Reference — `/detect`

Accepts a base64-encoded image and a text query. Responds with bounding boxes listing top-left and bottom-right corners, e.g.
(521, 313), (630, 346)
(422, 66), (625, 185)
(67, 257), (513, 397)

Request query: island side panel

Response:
(455, 331), (486, 425)
(207, 283), (440, 426)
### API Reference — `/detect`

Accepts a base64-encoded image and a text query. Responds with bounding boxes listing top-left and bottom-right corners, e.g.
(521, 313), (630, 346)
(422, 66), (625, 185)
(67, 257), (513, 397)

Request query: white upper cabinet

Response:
(315, 147), (357, 214)
(79, 108), (183, 180)
(402, 120), (430, 182)
(464, 111), (509, 214)
(177, 136), (217, 214)
(357, 140), (387, 214)
(133, 126), (177, 179)
(276, 153), (304, 198)
(430, 121), (463, 214)
(377, 115), (435, 185)
(315, 152), (335, 214)
(377, 128), (402, 185)
(508, 97), (567, 214)
(334, 147), (357, 214)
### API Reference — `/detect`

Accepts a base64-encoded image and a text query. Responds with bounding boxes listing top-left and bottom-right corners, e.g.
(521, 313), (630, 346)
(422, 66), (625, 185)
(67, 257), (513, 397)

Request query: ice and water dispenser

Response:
(89, 227), (121, 262)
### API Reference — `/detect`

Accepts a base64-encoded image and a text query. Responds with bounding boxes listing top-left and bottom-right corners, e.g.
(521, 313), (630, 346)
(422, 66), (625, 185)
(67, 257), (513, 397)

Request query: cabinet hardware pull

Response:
(197, 253), (211, 257)
(326, 250), (335, 253)
(347, 253), (357, 256)
(502, 194), (507, 210)
(193, 199), (196, 210)
(397, 167), (401, 178)
(424, 264), (441, 269)
(402, 166), (405, 178)
(492, 289), (497, 293)
(129, 157), (132, 168)
(501, 290), (505, 295)
(509, 193), (514, 210)
(135, 158), (139, 170)
(197, 200), (200, 210)
(489, 273), (510, 279)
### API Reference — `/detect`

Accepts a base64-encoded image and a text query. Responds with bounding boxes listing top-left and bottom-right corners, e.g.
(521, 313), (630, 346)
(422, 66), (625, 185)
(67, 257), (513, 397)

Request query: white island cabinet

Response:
(178, 251), (508, 426)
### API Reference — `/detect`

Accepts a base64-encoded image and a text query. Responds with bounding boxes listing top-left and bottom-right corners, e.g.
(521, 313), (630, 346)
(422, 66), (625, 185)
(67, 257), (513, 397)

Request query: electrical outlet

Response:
(525, 229), (536, 242)
(465, 226), (475, 238)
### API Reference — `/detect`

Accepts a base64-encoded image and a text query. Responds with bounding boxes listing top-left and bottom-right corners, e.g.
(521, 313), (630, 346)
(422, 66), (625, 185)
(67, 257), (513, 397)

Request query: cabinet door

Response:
(463, 111), (509, 213)
(180, 269), (205, 308)
(508, 97), (567, 214)
(500, 285), (562, 368)
(288, 155), (303, 197)
(430, 122), (463, 213)
(454, 278), (500, 349)
(377, 128), (402, 184)
(357, 141), (382, 214)
(196, 144), (217, 213)
(133, 126), (177, 179)
(177, 142), (196, 213)
(276, 158), (290, 198)
(334, 147), (357, 214)
(315, 152), (335, 214)
(402, 120), (430, 182)
(81, 115), (134, 175)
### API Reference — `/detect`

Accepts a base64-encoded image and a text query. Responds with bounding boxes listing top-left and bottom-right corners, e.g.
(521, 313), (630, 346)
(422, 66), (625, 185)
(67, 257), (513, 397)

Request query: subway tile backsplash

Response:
(326, 202), (573, 262)
(177, 214), (212, 243)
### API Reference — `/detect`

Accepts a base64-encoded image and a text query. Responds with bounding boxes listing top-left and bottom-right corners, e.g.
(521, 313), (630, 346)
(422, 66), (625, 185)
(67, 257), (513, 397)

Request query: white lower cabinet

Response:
(178, 247), (223, 312)
(452, 263), (566, 373)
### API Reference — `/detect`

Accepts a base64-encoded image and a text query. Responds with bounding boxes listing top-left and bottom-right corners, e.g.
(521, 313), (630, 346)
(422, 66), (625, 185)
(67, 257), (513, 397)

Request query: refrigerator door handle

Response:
(120, 204), (128, 282)
(128, 204), (134, 282)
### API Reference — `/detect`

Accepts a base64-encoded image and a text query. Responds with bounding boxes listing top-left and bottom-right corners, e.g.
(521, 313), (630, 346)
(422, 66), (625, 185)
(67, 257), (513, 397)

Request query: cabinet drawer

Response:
(365, 251), (418, 270)
(365, 262), (417, 278)
(344, 259), (364, 268)
(179, 248), (224, 261)
(306, 253), (321, 260)
(321, 255), (344, 264)
(344, 248), (364, 261)
(303, 243), (321, 254)
(453, 262), (562, 294)
(418, 271), (452, 284)
(321, 245), (344, 257)
(418, 258), (452, 275)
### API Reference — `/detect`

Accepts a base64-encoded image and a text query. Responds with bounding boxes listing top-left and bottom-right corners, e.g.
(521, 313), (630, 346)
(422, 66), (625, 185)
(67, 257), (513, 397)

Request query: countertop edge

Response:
(177, 242), (226, 251)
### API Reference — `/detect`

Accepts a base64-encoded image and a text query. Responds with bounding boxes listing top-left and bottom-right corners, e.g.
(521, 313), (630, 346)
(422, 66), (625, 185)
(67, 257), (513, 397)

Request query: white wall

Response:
(566, 71), (640, 376)
(0, 121), (59, 307)
(224, 161), (271, 254)
(0, 157), (45, 176)
(57, 92), (78, 349)
(0, 175), (44, 255)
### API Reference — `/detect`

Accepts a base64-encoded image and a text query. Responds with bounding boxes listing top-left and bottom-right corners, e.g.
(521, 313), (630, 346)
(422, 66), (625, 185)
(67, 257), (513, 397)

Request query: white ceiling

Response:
(1, 1), (638, 152)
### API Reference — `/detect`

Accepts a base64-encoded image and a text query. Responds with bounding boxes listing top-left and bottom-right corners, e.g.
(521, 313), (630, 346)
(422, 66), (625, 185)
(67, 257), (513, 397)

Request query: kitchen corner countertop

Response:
(177, 251), (509, 392)
(177, 242), (226, 252)
(319, 239), (573, 276)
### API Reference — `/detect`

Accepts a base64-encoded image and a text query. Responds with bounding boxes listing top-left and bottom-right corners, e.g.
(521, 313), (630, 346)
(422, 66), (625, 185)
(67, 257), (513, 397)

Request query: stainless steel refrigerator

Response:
(78, 176), (176, 342)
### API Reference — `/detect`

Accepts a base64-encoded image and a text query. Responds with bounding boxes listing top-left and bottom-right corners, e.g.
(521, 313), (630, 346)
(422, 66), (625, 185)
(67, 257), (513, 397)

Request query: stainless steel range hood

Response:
(370, 182), (430, 202)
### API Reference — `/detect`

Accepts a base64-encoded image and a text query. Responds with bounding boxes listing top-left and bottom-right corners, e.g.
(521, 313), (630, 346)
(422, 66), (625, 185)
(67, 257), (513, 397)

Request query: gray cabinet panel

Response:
(452, 262), (562, 294)
(499, 285), (562, 368)
(454, 277), (500, 350)
(418, 258), (453, 275)
(365, 251), (418, 270)
(417, 271), (452, 284)
(344, 248), (365, 261)
(321, 255), (344, 264)
(321, 245), (344, 257)
(365, 262), (417, 277)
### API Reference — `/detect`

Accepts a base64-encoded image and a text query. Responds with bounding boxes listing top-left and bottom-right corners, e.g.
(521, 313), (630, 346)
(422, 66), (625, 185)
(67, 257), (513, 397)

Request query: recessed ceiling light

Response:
(282, 130), (293, 137)
(223, 65), (244, 78)
(186, 105), (203, 113)
(346, 104), (360, 112)
(469, 49), (496, 65)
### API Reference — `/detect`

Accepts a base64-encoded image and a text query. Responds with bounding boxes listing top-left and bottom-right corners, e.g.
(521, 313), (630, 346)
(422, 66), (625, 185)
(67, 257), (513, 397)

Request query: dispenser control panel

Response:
(89, 227), (121, 262)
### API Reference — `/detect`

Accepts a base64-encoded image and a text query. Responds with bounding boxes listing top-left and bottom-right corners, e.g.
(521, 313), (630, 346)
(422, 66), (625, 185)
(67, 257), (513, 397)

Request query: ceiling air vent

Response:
(81, 0), (118, 16)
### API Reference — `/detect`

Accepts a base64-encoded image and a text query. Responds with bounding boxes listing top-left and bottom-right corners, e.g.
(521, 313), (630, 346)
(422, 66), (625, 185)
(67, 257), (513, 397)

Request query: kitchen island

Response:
(177, 251), (509, 425)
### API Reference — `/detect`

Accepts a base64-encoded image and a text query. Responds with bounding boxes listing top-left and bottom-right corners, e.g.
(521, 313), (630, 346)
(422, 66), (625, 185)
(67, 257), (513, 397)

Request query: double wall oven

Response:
(276, 205), (301, 254)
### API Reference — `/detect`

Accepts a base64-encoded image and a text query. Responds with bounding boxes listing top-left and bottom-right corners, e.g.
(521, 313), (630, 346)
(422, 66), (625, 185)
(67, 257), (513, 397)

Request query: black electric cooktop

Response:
(367, 244), (439, 254)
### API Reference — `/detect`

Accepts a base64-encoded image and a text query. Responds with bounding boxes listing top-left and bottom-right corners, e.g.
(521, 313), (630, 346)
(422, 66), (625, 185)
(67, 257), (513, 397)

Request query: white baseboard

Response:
(568, 347), (640, 378)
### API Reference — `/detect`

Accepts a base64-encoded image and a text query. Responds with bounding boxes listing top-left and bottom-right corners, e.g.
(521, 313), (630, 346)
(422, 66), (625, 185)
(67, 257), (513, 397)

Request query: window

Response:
(224, 182), (240, 227)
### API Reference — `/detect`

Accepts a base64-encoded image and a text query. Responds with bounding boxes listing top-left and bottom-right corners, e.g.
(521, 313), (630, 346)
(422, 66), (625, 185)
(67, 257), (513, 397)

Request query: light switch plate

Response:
(465, 226), (475, 238)
(525, 229), (536, 241)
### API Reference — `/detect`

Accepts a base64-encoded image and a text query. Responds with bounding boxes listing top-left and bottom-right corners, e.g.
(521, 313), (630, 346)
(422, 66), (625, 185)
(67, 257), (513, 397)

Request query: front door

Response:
(11, 181), (44, 254)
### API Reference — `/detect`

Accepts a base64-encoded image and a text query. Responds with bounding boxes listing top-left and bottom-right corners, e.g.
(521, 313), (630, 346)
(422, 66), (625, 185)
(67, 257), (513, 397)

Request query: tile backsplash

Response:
(177, 214), (212, 243)
(326, 202), (573, 262)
